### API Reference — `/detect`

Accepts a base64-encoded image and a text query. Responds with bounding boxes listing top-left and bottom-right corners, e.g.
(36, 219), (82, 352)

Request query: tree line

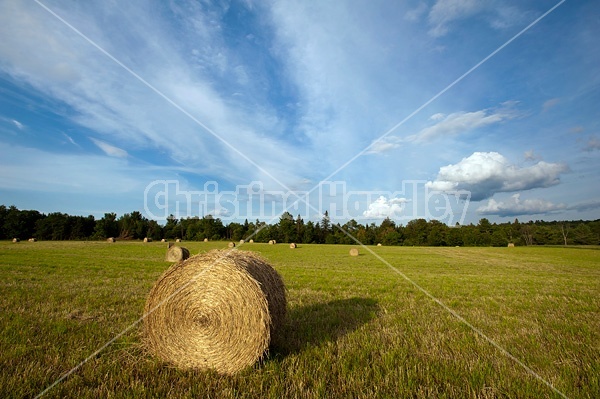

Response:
(1, 205), (598, 246)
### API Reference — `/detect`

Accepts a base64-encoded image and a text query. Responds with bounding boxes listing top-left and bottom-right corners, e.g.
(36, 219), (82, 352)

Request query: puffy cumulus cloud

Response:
(477, 193), (566, 217)
(362, 196), (409, 219)
(426, 152), (568, 201)
(90, 138), (128, 158)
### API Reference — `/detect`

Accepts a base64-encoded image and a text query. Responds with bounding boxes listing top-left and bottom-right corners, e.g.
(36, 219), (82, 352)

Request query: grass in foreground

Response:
(0, 241), (598, 398)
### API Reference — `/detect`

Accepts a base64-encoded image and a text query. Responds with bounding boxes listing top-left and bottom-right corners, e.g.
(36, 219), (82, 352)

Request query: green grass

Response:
(1, 241), (598, 398)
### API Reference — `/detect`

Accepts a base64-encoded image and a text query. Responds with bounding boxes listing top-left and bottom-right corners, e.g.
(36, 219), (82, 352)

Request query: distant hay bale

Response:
(107, 237), (115, 243)
(165, 246), (190, 262)
(289, 243), (297, 249)
(508, 243), (515, 247)
(161, 239), (167, 243)
(273, 240), (277, 244)
(28, 238), (37, 242)
(228, 242), (236, 248)
(176, 238), (181, 243)
(204, 238), (208, 242)
(143, 249), (286, 375)
(240, 239), (245, 244)
(268, 240), (274, 245)
(144, 237), (152, 243)
(377, 243), (382, 247)
(12, 238), (20, 243)
(249, 239), (254, 244)
(349, 248), (359, 256)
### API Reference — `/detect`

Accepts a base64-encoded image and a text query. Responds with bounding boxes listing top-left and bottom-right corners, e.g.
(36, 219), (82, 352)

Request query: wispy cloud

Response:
(542, 98), (560, 112)
(90, 138), (127, 158)
(12, 119), (24, 130)
(583, 136), (600, 152)
(428, 0), (483, 37)
(477, 193), (566, 217)
(426, 151), (569, 201)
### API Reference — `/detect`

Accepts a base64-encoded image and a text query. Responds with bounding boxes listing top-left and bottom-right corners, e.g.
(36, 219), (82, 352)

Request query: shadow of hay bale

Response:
(271, 297), (379, 356)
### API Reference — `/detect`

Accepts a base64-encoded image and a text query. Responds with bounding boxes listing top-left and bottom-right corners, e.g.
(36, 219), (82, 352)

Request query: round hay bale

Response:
(507, 242), (515, 247)
(240, 239), (245, 244)
(249, 239), (254, 244)
(161, 238), (167, 243)
(165, 246), (190, 262)
(143, 250), (286, 374)
(12, 238), (20, 243)
(273, 240), (277, 244)
(349, 248), (359, 256)
(228, 242), (236, 248)
(377, 243), (382, 247)
(28, 238), (37, 242)
(289, 243), (297, 249)
(204, 238), (209, 242)
(107, 237), (115, 243)
(144, 237), (152, 243)
(268, 240), (274, 245)
(176, 238), (182, 243)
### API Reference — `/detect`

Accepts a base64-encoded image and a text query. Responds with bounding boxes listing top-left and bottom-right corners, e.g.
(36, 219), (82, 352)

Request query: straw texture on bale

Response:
(228, 242), (236, 248)
(144, 237), (152, 243)
(107, 237), (115, 243)
(165, 246), (190, 262)
(144, 250), (286, 375)
(289, 243), (297, 249)
(349, 248), (359, 256)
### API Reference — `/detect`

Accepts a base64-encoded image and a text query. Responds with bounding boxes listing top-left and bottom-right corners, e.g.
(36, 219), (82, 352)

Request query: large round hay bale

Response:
(249, 239), (254, 244)
(204, 238), (208, 242)
(12, 238), (20, 243)
(107, 237), (115, 243)
(165, 246), (190, 262)
(349, 248), (359, 256)
(28, 238), (37, 242)
(161, 238), (167, 243)
(268, 240), (274, 245)
(176, 238), (181, 243)
(144, 250), (286, 374)
(239, 239), (245, 244)
(507, 242), (515, 247)
(228, 242), (236, 248)
(144, 237), (152, 243)
(377, 243), (382, 247)
(289, 243), (297, 249)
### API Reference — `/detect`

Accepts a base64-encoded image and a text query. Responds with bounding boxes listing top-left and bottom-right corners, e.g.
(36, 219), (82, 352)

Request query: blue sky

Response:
(0, 0), (598, 225)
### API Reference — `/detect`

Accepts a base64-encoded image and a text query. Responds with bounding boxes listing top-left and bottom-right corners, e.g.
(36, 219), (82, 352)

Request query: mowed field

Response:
(1, 241), (598, 398)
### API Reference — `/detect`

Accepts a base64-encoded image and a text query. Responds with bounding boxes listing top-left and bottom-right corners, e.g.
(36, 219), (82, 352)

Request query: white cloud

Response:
(542, 98), (560, 112)
(90, 138), (128, 158)
(583, 136), (600, 152)
(426, 152), (569, 201)
(524, 150), (539, 161)
(365, 139), (401, 154)
(477, 194), (566, 217)
(410, 107), (515, 142)
(362, 196), (409, 219)
(428, 0), (483, 37)
(12, 119), (24, 130)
